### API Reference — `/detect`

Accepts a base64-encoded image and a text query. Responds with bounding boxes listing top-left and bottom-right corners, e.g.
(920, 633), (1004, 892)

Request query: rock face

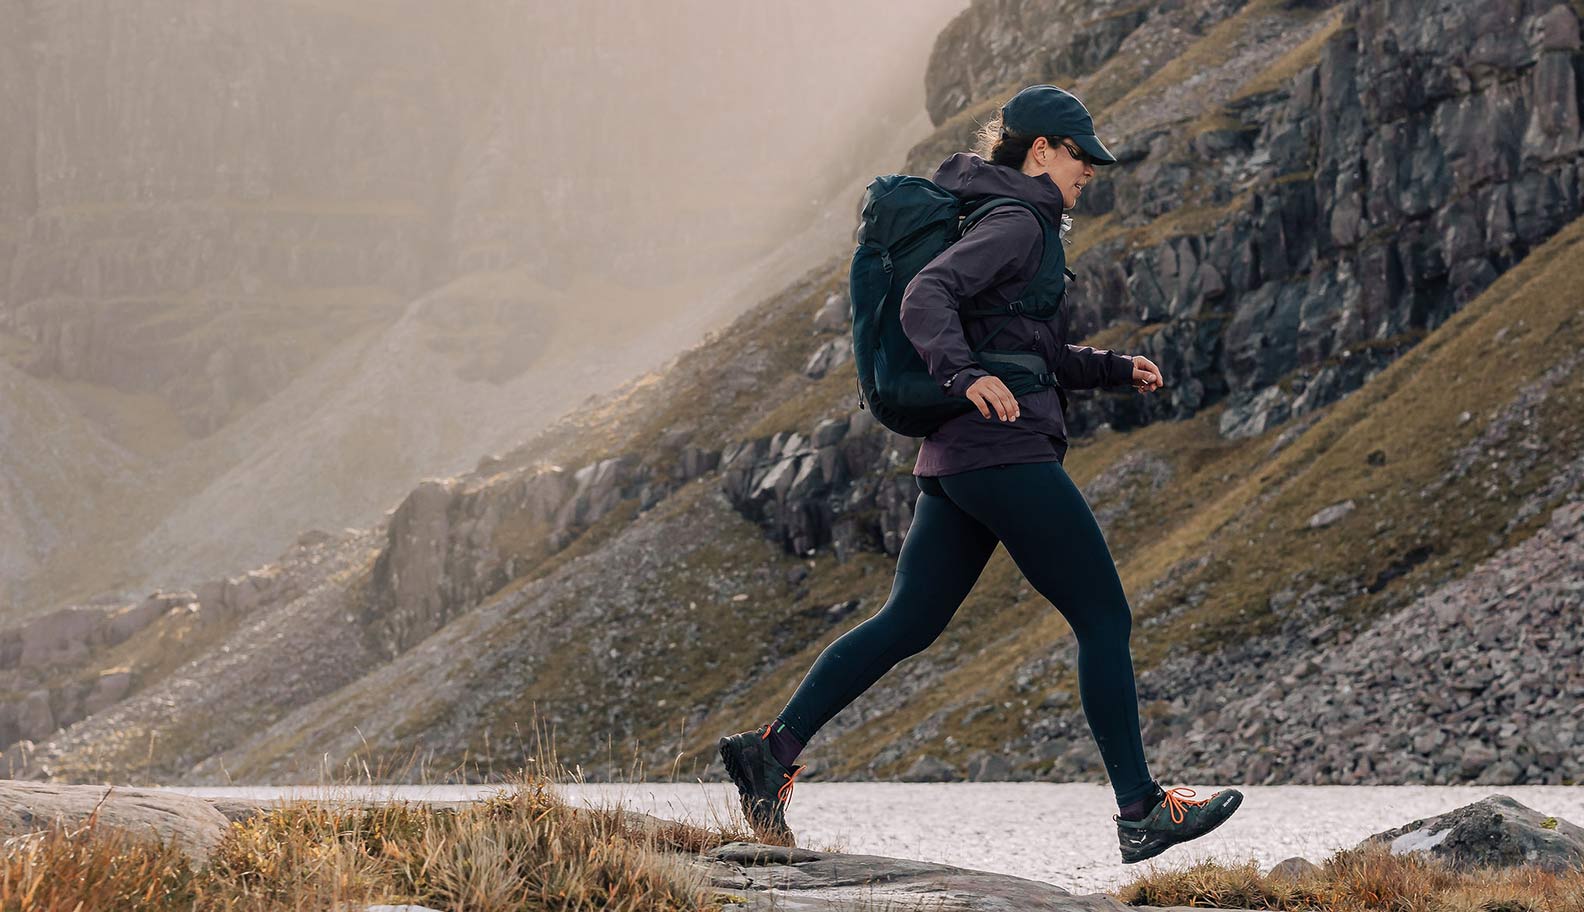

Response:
(719, 411), (922, 560)
(1363, 794), (1584, 875)
(4, 526), (380, 782)
(363, 454), (662, 658)
(0, 592), (193, 748)
(924, 1), (1150, 128)
(0, 780), (232, 864)
(0, 3), (956, 626)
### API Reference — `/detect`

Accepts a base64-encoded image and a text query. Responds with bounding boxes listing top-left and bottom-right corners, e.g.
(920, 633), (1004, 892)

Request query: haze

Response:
(0, 0), (968, 621)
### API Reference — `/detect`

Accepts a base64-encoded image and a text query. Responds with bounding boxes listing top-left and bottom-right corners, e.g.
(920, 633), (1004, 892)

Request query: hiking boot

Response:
(1114, 785), (1243, 864)
(717, 723), (806, 846)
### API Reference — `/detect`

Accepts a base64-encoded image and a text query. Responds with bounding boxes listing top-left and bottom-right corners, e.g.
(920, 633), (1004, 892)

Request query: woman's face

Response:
(1023, 136), (1096, 210)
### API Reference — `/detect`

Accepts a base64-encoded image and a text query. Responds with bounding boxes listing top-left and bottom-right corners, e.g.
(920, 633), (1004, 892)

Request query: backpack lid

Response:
(857, 175), (960, 249)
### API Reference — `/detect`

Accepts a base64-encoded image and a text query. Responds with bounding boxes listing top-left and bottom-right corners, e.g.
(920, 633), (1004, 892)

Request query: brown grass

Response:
(1229, 6), (1348, 103)
(0, 711), (814, 911)
(1108, 0), (1314, 115)
(1112, 837), (1584, 911)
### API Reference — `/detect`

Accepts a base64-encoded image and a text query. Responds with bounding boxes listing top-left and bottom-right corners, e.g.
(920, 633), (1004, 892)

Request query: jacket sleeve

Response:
(1051, 343), (1136, 390)
(899, 206), (1042, 398)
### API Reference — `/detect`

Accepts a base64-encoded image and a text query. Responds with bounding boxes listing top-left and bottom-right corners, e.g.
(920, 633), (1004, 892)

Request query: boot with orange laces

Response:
(1114, 783), (1244, 863)
(717, 721), (807, 846)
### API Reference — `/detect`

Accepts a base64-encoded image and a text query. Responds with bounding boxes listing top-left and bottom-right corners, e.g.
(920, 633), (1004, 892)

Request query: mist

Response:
(0, 0), (968, 618)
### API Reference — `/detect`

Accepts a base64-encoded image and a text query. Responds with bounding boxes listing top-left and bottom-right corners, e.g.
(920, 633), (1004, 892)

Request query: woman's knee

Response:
(864, 589), (953, 656)
(1062, 597), (1133, 644)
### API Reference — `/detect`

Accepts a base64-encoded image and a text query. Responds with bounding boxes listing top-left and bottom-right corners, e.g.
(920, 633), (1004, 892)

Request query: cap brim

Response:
(1072, 133), (1117, 166)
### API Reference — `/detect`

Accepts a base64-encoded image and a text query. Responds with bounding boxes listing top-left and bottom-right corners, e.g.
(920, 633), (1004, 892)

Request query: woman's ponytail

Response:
(972, 108), (1041, 168)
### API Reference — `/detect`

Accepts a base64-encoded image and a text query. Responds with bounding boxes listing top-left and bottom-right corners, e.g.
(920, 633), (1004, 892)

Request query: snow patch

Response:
(1389, 825), (1453, 855)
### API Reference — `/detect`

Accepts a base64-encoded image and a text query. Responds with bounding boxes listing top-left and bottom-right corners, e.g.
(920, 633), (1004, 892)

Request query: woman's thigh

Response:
(936, 461), (1130, 637)
(892, 477), (1002, 619)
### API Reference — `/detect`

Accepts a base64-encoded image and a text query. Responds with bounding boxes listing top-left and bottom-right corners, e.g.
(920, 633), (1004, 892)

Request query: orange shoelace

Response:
(777, 765), (804, 804)
(1161, 786), (1212, 824)
(761, 723), (804, 804)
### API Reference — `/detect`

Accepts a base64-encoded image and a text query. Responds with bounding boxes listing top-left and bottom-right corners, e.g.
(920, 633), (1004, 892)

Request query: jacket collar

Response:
(930, 151), (1069, 225)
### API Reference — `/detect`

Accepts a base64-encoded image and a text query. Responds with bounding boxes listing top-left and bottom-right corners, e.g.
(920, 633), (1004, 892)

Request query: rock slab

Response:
(0, 780), (231, 864)
(700, 840), (1133, 911)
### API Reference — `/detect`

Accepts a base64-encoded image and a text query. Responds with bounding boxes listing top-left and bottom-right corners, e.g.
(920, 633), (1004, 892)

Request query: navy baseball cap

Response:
(1001, 84), (1117, 166)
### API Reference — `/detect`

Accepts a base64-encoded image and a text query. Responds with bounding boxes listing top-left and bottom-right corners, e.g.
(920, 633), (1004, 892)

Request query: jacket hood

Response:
(931, 151), (1068, 224)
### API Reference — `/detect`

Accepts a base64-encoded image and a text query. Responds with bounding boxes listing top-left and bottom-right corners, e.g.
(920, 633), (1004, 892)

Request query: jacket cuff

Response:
(1109, 353), (1136, 387)
(945, 366), (990, 398)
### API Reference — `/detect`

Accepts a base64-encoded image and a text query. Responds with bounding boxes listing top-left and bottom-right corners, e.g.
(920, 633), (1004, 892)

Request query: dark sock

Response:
(763, 719), (804, 769)
(1119, 781), (1166, 821)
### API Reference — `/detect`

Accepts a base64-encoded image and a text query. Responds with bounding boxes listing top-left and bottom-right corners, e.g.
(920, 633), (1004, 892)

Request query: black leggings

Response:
(776, 460), (1157, 807)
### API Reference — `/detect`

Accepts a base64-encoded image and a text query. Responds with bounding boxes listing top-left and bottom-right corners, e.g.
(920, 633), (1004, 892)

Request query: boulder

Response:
(14, 690), (55, 742)
(16, 607), (99, 671)
(802, 339), (850, 380)
(968, 752), (1015, 781)
(811, 292), (849, 333)
(1306, 499), (1357, 529)
(1265, 856), (1322, 881)
(102, 592), (189, 645)
(1360, 794), (1584, 874)
(83, 669), (133, 715)
(899, 754), (959, 782)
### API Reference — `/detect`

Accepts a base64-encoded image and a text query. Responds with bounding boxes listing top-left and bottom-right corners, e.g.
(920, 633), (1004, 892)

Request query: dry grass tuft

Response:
(1112, 838), (1584, 911)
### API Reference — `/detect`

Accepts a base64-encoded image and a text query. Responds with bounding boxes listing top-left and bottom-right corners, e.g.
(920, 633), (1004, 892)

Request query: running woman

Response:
(719, 84), (1242, 864)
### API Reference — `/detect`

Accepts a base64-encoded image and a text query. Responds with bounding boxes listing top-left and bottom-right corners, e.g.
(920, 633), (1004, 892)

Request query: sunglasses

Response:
(1051, 137), (1095, 168)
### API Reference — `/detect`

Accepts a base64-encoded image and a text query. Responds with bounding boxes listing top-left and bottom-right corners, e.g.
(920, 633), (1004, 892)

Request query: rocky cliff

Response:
(5, 0), (1582, 791)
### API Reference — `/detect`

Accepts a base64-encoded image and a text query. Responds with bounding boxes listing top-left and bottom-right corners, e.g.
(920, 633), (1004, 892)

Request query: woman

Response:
(718, 84), (1242, 865)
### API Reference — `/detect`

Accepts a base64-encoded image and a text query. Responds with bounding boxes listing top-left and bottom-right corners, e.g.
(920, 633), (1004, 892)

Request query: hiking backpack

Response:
(848, 174), (1074, 438)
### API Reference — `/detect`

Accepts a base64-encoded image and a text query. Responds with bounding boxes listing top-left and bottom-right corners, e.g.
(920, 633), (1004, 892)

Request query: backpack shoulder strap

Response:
(958, 198), (1066, 320)
(959, 196), (1041, 238)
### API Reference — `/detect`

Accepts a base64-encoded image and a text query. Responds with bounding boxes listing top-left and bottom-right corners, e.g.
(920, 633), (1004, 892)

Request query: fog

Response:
(483, 0), (972, 284)
(0, 1), (969, 618)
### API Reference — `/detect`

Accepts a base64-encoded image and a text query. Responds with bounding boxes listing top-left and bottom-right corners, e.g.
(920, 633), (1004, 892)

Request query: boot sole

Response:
(1119, 790), (1242, 864)
(718, 735), (794, 845)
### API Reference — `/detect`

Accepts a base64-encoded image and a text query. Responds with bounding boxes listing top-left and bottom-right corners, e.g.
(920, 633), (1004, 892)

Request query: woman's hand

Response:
(1129, 355), (1164, 393)
(966, 375), (1021, 421)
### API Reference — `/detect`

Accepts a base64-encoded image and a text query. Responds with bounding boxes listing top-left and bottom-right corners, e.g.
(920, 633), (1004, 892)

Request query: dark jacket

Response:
(899, 152), (1135, 476)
